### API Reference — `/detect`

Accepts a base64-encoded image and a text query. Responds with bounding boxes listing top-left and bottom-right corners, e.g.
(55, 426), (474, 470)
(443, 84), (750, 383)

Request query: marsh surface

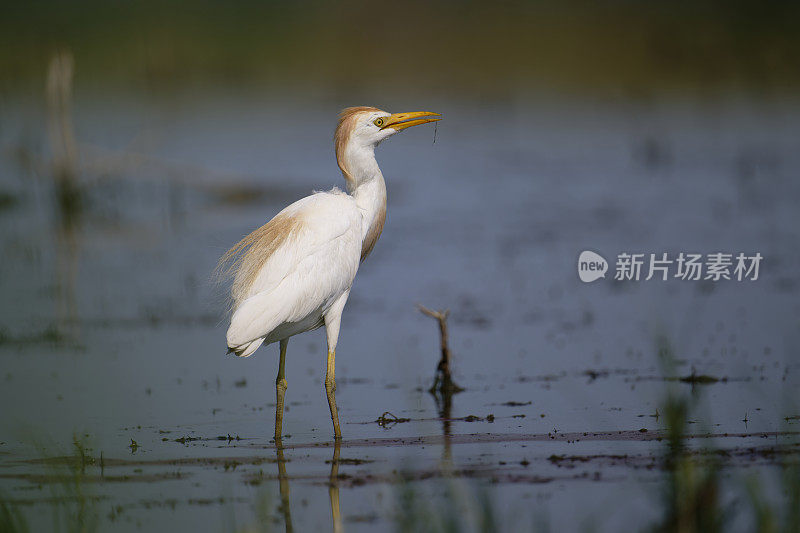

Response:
(1, 93), (799, 531)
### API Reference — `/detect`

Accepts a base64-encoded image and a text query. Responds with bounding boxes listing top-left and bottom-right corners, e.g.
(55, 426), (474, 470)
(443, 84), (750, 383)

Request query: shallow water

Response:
(1, 92), (799, 531)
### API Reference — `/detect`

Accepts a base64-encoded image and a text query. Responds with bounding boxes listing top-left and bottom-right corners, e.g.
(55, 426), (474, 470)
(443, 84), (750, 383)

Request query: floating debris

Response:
(501, 401), (532, 407)
(679, 372), (720, 384)
(174, 436), (201, 445)
(325, 458), (375, 466)
(376, 412), (411, 428)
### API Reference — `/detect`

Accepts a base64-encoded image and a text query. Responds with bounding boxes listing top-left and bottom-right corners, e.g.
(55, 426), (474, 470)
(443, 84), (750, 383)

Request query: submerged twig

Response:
(47, 50), (78, 184)
(418, 304), (463, 395)
(46, 50), (83, 227)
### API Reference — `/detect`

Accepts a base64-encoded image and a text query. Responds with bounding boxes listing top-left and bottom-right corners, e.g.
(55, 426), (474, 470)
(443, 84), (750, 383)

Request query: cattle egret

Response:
(219, 107), (441, 440)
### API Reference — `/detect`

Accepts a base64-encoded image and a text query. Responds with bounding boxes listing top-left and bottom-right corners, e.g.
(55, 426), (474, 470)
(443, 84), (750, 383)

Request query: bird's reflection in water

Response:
(274, 440), (293, 533)
(328, 440), (343, 533)
(273, 439), (342, 533)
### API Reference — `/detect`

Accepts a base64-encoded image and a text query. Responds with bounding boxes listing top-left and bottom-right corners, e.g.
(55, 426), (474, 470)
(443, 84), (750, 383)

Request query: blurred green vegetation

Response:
(395, 478), (502, 533)
(651, 333), (800, 533)
(2, 0), (799, 97)
(0, 434), (99, 533)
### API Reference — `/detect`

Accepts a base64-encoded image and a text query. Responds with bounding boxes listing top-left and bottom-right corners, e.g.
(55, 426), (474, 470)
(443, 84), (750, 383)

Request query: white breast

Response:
(226, 189), (363, 352)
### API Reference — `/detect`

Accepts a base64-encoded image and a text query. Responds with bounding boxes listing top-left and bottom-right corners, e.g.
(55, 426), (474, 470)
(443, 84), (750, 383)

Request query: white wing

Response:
(225, 190), (362, 354)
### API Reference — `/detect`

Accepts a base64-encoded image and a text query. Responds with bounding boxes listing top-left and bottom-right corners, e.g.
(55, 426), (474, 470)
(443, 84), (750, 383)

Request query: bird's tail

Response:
(228, 337), (264, 358)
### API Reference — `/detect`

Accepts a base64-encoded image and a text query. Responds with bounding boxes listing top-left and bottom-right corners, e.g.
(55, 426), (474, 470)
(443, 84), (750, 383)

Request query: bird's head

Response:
(335, 106), (440, 184)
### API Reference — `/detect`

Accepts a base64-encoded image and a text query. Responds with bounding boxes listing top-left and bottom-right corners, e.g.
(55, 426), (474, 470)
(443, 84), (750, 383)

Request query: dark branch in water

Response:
(418, 305), (463, 396)
(46, 50), (83, 229)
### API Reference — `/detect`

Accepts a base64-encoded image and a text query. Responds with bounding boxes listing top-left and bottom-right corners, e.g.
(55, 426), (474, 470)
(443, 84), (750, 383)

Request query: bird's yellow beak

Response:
(380, 111), (441, 131)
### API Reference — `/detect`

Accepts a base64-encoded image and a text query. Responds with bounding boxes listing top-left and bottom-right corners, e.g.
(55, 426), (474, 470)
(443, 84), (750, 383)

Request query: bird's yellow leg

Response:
(275, 339), (289, 441)
(324, 291), (349, 439)
(325, 348), (341, 439)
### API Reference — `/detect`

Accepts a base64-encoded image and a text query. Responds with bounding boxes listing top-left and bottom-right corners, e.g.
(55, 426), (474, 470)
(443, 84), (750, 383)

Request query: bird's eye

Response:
(373, 117), (385, 127)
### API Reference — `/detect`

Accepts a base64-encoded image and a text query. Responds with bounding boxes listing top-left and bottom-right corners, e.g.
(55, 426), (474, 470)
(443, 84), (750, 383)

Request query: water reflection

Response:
(328, 440), (343, 533)
(432, 388), (455, 469)
(274, 441), (293, 533)
(54, 211), (81, 332)
(274, 439), (342, 532)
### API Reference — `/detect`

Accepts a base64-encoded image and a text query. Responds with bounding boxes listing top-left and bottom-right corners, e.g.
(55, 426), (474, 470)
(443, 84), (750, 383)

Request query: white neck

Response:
(341, 143), (387, 261)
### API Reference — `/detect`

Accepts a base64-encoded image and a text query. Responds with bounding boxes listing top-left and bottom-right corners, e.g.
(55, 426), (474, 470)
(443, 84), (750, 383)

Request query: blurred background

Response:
(3, 0), (800, 96)
(1, 1), (799, 532)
